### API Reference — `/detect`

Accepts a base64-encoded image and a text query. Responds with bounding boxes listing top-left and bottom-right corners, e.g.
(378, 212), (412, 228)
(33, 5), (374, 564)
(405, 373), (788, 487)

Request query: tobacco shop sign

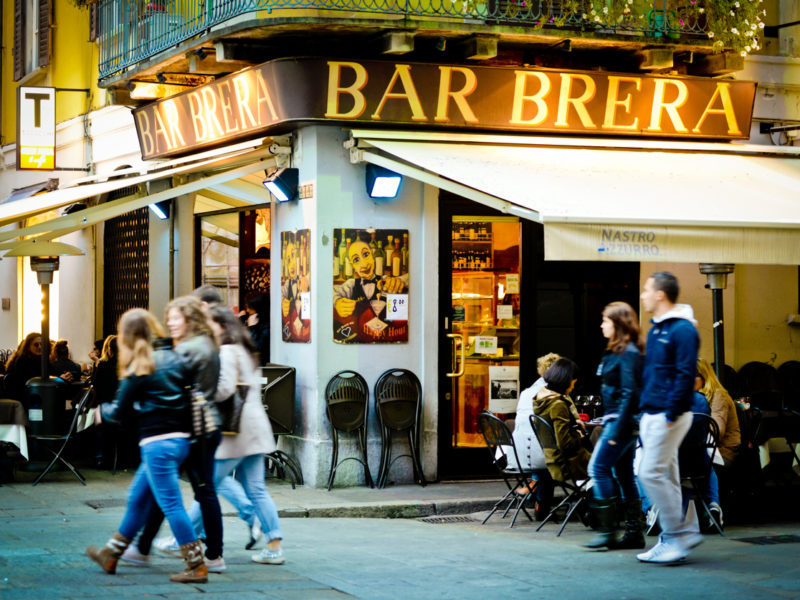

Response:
(133, 57), (757, 159)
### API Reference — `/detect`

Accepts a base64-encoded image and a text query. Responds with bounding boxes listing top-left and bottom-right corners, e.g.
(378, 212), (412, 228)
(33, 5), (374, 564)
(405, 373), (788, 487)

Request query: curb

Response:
(274, 498), (497, 519)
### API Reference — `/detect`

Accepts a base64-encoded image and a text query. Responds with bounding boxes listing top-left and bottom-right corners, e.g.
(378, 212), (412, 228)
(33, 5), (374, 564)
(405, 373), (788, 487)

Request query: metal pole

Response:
(40, 283), (50, 381)
(711, 287), (724, 382)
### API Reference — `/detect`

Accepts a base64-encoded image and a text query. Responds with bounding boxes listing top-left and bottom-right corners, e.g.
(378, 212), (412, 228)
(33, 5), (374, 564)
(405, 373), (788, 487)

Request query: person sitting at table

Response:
(91, 336), (123, 469)
(696, 359), (740, 467)
(3, 333), (73, 404)
(534, 358), (592, 484)
(49, 339), (82, 382)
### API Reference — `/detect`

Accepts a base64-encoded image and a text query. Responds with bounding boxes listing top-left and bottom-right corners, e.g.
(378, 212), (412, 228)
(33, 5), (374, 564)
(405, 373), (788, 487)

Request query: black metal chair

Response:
(30, 385), (93, 486)
(325, 370), (373, 491)
(776, 360), (800, 467)
(477, 411), (535, 528)
(737, 361), (783, 411)
(679, 412), (725, 536)
(712, 363), (739, 400)
(260, 365), (303, 488)
(529, 413), (590, 536)
(374, 368), (425, 489)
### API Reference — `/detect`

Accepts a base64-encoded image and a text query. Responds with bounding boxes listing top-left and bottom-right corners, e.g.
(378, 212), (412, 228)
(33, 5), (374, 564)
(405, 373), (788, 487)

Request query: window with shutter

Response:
(90, 3), (98, 42)
(13, 0), (24, 81)
(38, 0), (52, 69)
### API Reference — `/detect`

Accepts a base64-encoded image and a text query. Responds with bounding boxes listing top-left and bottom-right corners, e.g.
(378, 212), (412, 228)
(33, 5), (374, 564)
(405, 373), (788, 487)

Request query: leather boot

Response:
(170, 540), (208, 584)
(86, 532), (132, 574)
(615, 498), (646, 549)
(583, 497), (619, 550)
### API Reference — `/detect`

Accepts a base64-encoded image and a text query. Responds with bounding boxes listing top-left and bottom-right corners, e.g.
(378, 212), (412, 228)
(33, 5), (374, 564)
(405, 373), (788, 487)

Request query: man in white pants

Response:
(636, 272), (703, 564)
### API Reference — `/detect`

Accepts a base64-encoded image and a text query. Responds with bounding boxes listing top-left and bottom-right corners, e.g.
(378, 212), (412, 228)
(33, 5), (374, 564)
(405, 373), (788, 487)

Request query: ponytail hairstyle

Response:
(602, 301), (644, 354)
(117, 309), (166, 378)
(50, 339), (70, 361)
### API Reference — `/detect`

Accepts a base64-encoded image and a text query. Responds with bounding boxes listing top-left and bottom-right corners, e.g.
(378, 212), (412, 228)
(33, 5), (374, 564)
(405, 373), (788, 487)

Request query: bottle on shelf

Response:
(344, 238), (353, 278)
(401, 233), (409, 274)
(369, 230), (377, 253)
(374, 240), (385, 277)
(337, 228), (347, 279)
(391, 237), (402, 277)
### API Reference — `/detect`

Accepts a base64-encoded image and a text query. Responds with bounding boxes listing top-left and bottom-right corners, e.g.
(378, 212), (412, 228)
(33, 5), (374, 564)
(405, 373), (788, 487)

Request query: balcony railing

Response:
(98, 0), (712, 80)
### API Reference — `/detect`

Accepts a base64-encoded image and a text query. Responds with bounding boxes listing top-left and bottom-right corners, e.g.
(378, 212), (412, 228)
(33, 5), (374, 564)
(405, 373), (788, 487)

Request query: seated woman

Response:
(697, 359), (740, 466)
(49, 339), (82, 382)
(533, 358), (592, 483)
(4, 334), (45, 404)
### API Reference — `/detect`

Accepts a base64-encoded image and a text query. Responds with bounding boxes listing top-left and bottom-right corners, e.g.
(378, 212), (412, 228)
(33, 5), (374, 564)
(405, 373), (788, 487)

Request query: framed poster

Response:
(280, 229), (311, 342)
(489, 366), (519, 414)
(333, 228), (408, 344)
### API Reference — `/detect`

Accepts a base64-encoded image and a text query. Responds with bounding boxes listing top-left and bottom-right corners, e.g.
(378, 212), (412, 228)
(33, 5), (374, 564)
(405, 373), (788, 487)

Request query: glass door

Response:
(440, 210), (522, 477)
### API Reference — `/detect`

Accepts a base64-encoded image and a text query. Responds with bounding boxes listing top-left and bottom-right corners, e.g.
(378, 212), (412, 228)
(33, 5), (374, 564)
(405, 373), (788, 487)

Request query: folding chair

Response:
(374, 369), (425, 488)
(477, 411), (535, 528)
(680, 412), (725, 536)
(31, 385), (93, 486)
(529, 413), (590, 536)
(325, 370), (373, 491)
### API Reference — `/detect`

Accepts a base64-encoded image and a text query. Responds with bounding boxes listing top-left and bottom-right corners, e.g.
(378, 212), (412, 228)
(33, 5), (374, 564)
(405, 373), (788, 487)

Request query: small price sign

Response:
(385, 294), (408, 321)
(300, 292), (311, 320)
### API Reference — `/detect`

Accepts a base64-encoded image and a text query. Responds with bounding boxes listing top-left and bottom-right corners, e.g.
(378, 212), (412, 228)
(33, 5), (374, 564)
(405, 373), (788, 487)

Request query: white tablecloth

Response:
(0, 424), (28, 460)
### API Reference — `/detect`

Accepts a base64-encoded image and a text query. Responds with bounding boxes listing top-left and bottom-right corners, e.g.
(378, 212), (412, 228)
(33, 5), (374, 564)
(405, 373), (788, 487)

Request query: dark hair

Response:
(192, 284), (224, 306)
(208, 305), (258, 358)
(50, 339), (70, 361)
(543, 358), (579, 395)
(603, 302), (644, 354)
(650, 271), (679, 303)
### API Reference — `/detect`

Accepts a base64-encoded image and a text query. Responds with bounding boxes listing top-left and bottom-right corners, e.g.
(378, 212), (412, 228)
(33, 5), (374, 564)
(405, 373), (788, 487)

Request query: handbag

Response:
(219, 383), (248, 434)
(189, 385), (218, 439)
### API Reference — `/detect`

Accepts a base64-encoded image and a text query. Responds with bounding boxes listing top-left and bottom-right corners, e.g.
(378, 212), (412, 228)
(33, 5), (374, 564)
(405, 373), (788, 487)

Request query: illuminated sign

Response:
(133, 58), (757, 160)
(17, 86), (56, 170)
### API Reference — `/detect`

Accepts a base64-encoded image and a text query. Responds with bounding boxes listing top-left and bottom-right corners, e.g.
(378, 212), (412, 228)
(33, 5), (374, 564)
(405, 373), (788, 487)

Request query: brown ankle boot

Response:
(86, 532), (131, 574)
(170, 540), (208, 584)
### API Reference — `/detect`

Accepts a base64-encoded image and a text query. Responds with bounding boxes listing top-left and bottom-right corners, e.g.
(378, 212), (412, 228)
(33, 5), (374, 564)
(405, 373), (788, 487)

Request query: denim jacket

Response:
(599, 342), (643, 443)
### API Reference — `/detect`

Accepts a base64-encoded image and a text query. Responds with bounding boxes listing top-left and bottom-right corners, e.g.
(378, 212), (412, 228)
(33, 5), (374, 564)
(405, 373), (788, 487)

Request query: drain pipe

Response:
(699, 263), (734, 380)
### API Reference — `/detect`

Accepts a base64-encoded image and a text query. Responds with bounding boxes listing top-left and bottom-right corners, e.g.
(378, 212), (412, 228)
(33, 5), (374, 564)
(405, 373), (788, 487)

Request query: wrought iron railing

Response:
(98, 0), (711, 80)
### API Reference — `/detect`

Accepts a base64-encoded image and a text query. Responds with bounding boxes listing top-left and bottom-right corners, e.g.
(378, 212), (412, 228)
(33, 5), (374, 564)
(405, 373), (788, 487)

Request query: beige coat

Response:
(215, 344), (277, 460)
(709, 389), (741, 464)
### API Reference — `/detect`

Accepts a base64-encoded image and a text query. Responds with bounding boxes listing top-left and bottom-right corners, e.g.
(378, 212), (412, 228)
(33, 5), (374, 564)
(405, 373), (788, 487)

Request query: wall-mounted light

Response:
(149, 199), (171, 220)
(156, 72), (167, 84)
(366, 164), (402, 199)
(263, 167), (299, 202)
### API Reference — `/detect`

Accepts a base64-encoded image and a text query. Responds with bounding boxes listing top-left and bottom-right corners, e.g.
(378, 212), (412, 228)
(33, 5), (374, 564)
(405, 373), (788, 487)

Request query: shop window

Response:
(13, 0), (51, 81)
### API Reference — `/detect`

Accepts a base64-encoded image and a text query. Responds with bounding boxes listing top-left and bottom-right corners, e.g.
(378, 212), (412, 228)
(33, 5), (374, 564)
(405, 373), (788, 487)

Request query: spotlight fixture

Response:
(149, 199), (171, 220)
(435, 37), (447, 52)
(365, 164), (402, 199)
(156, 72), (167, 84)
(263, 168), (299, 202)
(194, 48), (207, 60)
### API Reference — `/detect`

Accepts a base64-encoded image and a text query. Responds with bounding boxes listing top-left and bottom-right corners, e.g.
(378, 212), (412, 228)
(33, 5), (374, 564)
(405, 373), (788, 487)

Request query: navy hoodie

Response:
(639, 304), (700, 423)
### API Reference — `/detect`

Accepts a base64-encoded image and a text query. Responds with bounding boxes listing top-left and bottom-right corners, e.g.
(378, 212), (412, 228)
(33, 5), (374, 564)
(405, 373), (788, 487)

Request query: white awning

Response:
(0, 142), (275, 251)
(349, 130), (800, 265)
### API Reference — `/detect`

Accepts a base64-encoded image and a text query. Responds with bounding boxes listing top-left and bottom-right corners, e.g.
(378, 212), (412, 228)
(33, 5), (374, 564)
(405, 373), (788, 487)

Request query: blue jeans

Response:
(189, 454), (282, 542)
(118, 438), (196, 545)
(587, 423), (639, 501)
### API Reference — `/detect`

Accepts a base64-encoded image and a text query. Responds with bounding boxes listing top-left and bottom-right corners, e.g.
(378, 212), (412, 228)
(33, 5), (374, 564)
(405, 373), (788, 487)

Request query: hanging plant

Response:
(706, 0), (766, 55)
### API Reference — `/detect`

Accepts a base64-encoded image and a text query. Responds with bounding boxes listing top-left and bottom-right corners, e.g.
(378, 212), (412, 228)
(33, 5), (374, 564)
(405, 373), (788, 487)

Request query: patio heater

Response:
(699, 263), (734, 382)
(5, 240), (84, 436)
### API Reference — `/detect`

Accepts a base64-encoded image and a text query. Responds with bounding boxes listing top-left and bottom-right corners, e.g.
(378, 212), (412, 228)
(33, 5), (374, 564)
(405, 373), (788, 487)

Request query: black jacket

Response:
(599, 342), (643, 442)
(100, 346), (191, 441)
(92, 357), (119, 405)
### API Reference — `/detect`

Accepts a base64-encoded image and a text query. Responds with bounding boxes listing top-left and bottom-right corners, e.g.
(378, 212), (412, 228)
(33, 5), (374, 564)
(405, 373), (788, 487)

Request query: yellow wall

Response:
(1, 1), (104, 146)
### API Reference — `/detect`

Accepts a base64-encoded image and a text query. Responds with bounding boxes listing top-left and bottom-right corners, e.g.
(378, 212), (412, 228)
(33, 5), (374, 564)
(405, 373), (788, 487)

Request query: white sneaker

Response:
(637, 538), (687, 564)
(251, 548), (285, 565)
(120, 544), (149, 566)
(205, 556), (227, 573)
(246, 519), (263, 550)
(153, 535), (181, 558)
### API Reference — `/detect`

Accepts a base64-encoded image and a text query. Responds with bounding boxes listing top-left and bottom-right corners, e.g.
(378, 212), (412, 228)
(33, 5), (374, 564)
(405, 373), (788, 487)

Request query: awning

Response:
(0, 139), (276, 250)
(349, 130), (800, 265)
(1, 180), (58, 206)
(0, 137), (270, 229)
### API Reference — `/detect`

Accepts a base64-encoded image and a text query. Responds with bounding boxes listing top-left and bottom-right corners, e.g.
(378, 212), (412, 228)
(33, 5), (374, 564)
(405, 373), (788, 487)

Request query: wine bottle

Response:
(337, 229), (347, 279)
(374, 240), (385, 277)
(391, 237), (401, 277)
(345, 238), (353, 278)
(401, 233), (409, 274)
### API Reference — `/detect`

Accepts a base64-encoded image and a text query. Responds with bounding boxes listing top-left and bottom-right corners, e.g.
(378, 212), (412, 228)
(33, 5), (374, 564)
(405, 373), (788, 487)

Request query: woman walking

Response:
(86, 309), (207, 583)
(188, 305), (285, 564)
(585, 301), (645, 550)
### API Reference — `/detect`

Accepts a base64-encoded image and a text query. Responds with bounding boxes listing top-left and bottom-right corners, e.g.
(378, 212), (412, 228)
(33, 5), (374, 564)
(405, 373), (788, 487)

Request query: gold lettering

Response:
(603, 76), (641, 130)
(188, 92), (208, 142)
(509, 71), (551, 125)
(201, 88), (225, 139)
(647, 79), (689, 132)
(555, 74), (597, 128)
(136, 112), (155, 157)
(692, 82), (741, 135)
(325, 61), (368, 119)
(218, 81), (239, 134)
(434, 66), (478, 123)
(162, 100), (186, 148)
(371, 64), (427, 121)
(153, 108), (174, 151)
(233, 73), (258, 129)
(255, 71), (279, 123)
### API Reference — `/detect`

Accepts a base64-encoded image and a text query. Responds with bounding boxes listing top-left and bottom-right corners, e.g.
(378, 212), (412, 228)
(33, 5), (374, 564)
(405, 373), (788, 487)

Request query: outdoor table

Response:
(0, 424), (28, 460)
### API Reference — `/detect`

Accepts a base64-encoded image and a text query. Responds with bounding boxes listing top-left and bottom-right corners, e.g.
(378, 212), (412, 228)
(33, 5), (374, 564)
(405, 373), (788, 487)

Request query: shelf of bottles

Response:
(333, 228), (408, 285)
(450, 216), (521, 448)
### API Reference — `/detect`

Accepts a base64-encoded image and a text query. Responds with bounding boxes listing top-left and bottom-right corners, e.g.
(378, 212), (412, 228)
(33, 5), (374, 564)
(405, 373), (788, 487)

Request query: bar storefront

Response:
(129, 56), (800, 486)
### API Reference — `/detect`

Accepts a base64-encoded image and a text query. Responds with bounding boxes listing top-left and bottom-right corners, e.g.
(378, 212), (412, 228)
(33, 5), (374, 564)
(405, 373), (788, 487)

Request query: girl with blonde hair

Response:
(696, 359), (741, 466)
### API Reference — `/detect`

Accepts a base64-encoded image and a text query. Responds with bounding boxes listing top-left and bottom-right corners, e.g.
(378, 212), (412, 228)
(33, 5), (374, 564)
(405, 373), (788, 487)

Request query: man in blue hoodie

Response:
(636, 272), (703, 564)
